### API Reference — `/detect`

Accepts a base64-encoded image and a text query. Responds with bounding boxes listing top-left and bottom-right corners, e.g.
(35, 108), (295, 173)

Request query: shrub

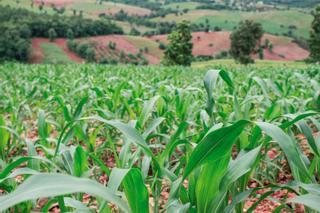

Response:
(158, 41), (166, 50)
(108, 41), (117, 50)
(48, 28), (57, 42)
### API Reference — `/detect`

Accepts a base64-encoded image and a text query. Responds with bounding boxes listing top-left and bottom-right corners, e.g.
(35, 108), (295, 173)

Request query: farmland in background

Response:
(41, 32), (308, 64)
(31, 38), (84, 64)
(151, 9), (312, 39)
(0, 0), (315, 65)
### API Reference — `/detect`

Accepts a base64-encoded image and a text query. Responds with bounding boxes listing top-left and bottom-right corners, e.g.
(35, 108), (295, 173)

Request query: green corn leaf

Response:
(85, 116), (152, 157)
(298, 120), (320, 156)
(0, 173), (130, 212)
(73, 146), (88, 177)
(26, 140), (40, 171)
(64, 197), (93, 212)
(142, 117), (165, 139)
(167, 200), (190, 213)
(279, 111), (318, 129)
(38, 110), (48, 140)
(183, 120), (249, 179)
(0, 156), (57, 179)
(256, 122), (313, 182)
(88, 153), (111, 176)
(0, 116), (10, 159)
(83, 116), (161, 175)
(195, 156), (230, 213)
(108, 168), (130, 193)
(204, 69), (233, 116)
(220, 146), (261, 190)
(123, 168), (149, 213)
(289, 194), (320, 212)
(138, 95), (160, 128)
(73, 96), (89, 120)
(0, 168), (39, 184)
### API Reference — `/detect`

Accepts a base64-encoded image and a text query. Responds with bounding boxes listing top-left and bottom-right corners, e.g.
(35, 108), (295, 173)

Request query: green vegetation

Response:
(0, 63), (319, 212)
(192, 59), (308, 69)
(163, 21), (193, 66)
(67, 40), (96, 62)
(125, 36), (164, 58)
(48, 28), (57, 42)
(264, 0), (320, 7)
(152, 9), (312, 39)
(0, 5), (123, 62)
(67, 39), (149, 65)
(40, 43), (74, 64)
(230, 20), (264, 64)
(308, 6), (320, 63)
(0, 0), (56, 14)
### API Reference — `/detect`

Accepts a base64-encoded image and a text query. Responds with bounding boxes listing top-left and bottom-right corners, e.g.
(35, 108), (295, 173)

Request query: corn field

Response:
(0, 64), (319, 212)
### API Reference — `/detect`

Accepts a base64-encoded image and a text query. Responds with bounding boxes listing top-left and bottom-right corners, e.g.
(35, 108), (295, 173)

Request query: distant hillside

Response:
(29, 32), (309, 64)
(264, 0), (320, 7)
(215, 0), (319, 7)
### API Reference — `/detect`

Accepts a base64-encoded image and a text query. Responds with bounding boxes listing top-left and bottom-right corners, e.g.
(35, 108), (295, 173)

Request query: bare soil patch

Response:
(151, 32), (309, 61)
(81, 35), (160, 64)
(31, 38), (84, 63)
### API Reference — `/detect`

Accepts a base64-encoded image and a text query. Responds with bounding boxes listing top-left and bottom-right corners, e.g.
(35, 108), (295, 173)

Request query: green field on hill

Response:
(152, 9), (312, 39)
(40, 43), (74, 64)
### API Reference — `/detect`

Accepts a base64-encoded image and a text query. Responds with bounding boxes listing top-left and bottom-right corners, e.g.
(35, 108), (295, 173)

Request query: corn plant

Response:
(0, 64), (319, 212)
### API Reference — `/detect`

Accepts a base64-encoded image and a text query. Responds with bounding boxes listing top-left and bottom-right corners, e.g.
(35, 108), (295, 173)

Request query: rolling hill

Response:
(30, 32), (309, 64)
(0, 0), (317, 64)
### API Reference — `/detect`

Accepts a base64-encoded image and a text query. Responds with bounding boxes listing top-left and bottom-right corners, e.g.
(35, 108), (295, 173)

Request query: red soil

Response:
(151, 32), (309, 61)
(30, 39), (45, 64)
(82, 35), (160, 64)
(31, 38), (84, 64)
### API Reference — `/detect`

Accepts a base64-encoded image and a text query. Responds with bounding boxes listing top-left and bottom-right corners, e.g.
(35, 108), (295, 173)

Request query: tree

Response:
(158, 41), (166, 50)
(66, 29), (74, 40)
(308, 6), (320, 63)
(264, 39), (270, 48)
(258, 47), (264, 60)
(85, 47), (95, 62)
(48, 28), (57, 42)
(130, 27), (141, 36)
(108, 41), (116, 50)
(268, 43), (273, 53)
(162, 20), (193, 66)
(230, 20), (264, 65)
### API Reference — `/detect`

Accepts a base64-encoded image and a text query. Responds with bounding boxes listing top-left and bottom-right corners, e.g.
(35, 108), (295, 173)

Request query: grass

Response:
(40, 42), (74, 64)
